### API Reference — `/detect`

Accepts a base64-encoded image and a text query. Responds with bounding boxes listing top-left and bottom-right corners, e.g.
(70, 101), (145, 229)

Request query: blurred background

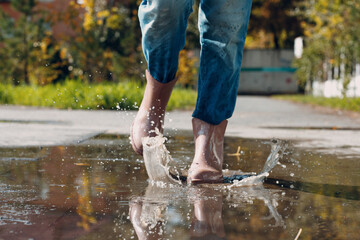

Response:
(0, 0), (359, 111)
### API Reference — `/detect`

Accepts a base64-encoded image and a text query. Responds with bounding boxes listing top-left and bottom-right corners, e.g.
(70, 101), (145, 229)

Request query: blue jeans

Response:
(139, 0), (252, 125)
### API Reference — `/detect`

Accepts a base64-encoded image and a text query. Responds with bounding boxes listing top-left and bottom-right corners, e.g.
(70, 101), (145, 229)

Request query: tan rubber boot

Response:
(130, 70), (176, 155)
(187, 118), (228, 184)
(190, 188), (225, 238)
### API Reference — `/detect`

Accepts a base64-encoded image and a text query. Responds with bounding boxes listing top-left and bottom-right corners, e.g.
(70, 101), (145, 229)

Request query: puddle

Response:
(0, 119), (68, 125)
(0, 133), (359, 239)
(262, 126), (360, 131)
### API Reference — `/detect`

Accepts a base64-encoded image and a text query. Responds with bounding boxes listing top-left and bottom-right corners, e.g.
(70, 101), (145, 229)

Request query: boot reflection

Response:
(190, 187), (226, 240)
(129, 184), (168, 240)
(129, 199), (164, 240)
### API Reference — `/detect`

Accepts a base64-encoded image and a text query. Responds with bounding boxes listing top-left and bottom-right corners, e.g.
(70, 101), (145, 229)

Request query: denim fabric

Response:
(138, 0), (252, 125)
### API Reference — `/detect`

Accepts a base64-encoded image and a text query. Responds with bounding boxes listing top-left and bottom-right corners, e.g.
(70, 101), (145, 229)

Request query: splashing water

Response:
(227, 139), (288, 188)
(225, 185), (285, 227)
(261, 139), (288, 174)
(142, 131), (287, 186)
(142, 129), (181, 185)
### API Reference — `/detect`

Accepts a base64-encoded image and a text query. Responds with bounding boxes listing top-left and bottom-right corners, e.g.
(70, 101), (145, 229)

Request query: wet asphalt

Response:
(0, 96), (360, 239)
(0, 96), (359, 155)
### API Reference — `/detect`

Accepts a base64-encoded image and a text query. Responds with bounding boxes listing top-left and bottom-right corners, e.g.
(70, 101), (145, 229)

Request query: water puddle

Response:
(0, 133), (359, 239)
(262, 126), (360, 131)
(142, 131), (287, 186)
(0, 119), (67, 125)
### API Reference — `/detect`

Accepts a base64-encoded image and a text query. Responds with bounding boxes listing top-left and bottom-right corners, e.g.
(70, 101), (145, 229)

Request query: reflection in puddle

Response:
(0, 133), (359, 239)
(129, 183), (284, 240)
(188, 187), (225, 239)
(225, 185), (285, 228)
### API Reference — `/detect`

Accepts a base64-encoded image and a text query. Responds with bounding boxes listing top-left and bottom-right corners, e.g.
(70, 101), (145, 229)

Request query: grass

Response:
(0, 80), (197, 111)
(273, 95), (360, 113)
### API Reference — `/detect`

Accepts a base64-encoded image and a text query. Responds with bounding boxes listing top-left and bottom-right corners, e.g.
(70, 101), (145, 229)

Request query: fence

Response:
(312, 64), (360, 98)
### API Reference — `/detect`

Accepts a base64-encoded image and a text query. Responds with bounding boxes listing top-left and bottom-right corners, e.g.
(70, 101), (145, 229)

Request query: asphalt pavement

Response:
(0, 96), (359, 155)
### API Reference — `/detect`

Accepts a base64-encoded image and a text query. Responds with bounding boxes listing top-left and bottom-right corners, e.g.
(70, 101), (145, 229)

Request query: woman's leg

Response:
(131, 0), (194, 155)
(188, 0), (252, 183)
(193, 0), (252, 125)
(139, 0), (195, 83)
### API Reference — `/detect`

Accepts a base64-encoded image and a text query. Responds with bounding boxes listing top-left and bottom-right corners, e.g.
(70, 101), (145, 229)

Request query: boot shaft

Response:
(192, 118), (228, 170)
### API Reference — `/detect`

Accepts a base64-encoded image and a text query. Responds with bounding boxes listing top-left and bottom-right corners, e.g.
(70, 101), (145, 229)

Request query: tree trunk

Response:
(24, 58), (29, 85)
(23, 20), (30, 85)
(273, 33), (280, 49)
(270, 24), (280, 49)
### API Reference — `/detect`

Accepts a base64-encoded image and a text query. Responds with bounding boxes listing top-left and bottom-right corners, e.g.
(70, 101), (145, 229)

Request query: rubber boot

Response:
(190, 188), (225, 239)
(130, 70), (176, 155)
(187, 118), (228, 184)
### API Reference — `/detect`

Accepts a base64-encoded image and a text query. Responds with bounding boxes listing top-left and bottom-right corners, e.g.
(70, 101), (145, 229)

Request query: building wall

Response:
(238, 49), (298, 94)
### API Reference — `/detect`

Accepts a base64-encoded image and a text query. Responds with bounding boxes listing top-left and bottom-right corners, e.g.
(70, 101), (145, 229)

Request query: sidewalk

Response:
(0, 96), (359, 154)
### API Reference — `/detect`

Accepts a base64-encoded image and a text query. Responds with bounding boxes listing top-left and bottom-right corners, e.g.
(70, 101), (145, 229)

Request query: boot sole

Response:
(187, 176), (224, 185)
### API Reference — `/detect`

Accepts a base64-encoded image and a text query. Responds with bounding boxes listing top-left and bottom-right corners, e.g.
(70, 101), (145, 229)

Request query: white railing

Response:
(312, 64), (360, 97)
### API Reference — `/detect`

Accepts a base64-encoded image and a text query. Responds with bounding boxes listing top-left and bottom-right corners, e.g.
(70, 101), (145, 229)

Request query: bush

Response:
(0, 84), (13, 104)
(274, 95), (360, 113)
(0, 80), (197, 111)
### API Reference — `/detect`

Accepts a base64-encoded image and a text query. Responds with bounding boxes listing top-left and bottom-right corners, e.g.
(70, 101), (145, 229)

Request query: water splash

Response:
(261, 139), (288, 174)
(142, 131), (287, 186)
(225, 185), (285, 227)
(142, 129), (181, 185)
(228, 139), (288, 187)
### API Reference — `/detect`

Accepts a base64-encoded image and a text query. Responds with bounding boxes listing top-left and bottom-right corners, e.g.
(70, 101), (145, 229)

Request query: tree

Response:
(0, 0), (48, 85)
(246, 0), (303, 49)
(293, 0), (360, 93)
(61, 0), (141, 83)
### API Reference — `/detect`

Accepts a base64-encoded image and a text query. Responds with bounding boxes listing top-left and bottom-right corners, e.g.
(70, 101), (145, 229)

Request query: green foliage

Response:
(176, 50), (198, 88)
(0, 11), (14, 84)
(0, 0), (50, 85)
(294, 0), (360, 93)
(274, 95), (360, 113)
(168, 87), (197, 111)
(293, 39), (328, 89)
(11, 0), (35, 15)
(0, 80), (197, 111)
(185, 0), (200, 50)
(0, 0), (145, 85)
(0, 84), (13, 104)
(63, 0), (143, 83)
(246, 0), (303, 49)
(0, 0), (199, 89)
